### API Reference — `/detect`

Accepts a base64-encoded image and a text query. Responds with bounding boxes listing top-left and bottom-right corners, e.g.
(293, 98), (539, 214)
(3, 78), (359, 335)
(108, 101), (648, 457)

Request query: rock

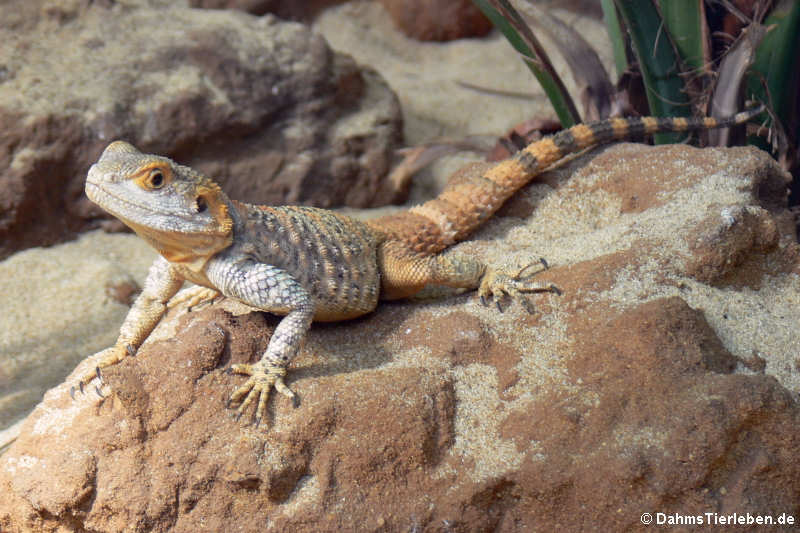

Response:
(187, 0), (344, 21)
(0, 231), (156, 434)
(501, 298), (800, 530)
(378, 0), (493, 41)
(0, 0), (402, 259)
(312, 2), (610, 183)
(2, 142), (799, 531)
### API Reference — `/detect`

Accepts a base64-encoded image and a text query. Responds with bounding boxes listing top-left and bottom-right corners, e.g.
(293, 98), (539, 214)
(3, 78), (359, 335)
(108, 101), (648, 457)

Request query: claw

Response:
(478, 258), (562, 314)
(70, 386), (77, 400)
(550, 283), (562, 296)
(71, 344), (134, 402)
(513, 258), (549, 280)
(520, 297), (537, 314)
(95, 385), (105, 398)
(274, 377), (296, 400)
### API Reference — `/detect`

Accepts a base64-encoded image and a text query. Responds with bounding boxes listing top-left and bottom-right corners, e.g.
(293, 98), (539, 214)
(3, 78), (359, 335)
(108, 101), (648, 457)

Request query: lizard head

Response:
(86, 141), (233, 270)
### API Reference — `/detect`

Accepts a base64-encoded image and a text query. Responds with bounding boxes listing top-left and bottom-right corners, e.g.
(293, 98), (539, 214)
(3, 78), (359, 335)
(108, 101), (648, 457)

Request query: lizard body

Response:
(77, 106), (762, 423)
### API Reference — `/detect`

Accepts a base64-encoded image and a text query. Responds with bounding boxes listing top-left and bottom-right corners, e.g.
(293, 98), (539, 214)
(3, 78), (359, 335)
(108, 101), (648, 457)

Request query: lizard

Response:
(74, 105), (763, 425)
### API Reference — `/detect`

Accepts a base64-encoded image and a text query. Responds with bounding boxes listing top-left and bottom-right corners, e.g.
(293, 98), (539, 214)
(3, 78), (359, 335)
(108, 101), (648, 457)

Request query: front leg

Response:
(74, 257), (183, 395)
(206, 257), (314, 425)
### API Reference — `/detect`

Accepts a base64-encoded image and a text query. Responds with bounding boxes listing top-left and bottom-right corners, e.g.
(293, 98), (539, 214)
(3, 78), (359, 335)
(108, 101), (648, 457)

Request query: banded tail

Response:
(369, 105), (764, 255)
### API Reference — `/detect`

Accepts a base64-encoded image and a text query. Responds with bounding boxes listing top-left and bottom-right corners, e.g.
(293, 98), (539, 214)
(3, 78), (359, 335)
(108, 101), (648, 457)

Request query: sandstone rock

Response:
(2, 143), (798, 531)
(379, 0), (493, 41)
(0, 0), (402, 259)
(312, 2), (611, 188)
(0, 231), (156, 434)
(500, 298), (800, 531)
(188, 0), (345, 21)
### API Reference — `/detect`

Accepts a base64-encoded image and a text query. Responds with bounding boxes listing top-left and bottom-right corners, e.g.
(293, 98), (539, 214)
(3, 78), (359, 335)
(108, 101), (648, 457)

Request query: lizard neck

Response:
(130, 193), (236, 273)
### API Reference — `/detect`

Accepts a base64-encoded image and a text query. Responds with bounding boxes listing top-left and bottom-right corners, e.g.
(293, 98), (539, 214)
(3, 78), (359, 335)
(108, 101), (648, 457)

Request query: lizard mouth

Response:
(85, 181), (217, 233)
(85, 181), (156, 216)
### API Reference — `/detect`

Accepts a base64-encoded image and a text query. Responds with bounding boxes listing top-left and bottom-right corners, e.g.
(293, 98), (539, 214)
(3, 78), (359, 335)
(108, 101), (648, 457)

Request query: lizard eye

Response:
(195, 196), (207, 213)
(147, 169), (165, 189)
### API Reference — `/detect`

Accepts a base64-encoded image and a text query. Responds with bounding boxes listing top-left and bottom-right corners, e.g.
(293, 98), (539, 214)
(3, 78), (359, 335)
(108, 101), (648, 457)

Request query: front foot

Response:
(70, 343), (135, 398)
(227, 362), (296, 425)
(478, 259), (560, 313)
(166, 285), (220, 311)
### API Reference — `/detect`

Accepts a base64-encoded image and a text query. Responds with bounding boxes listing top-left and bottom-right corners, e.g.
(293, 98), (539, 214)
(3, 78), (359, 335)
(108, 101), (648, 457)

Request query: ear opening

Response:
(195, 182), (233, 235)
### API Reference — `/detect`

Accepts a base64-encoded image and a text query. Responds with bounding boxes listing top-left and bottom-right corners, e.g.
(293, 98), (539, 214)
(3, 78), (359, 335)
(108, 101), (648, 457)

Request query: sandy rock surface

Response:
(0, 232), (156, 441)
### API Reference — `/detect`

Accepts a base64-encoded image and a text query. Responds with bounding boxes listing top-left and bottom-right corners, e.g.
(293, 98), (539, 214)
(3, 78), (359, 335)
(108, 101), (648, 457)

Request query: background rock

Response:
(188, 0), (346, 21)
(314, 1), (587, 155)
(378, 0), (493, 41)
(0, 0), (402, 259)
(2, 142), (798, 532)
(0, 232), (155, 434)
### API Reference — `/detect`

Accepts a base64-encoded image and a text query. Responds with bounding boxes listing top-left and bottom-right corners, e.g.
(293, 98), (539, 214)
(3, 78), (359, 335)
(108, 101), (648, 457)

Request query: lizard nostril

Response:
(196, 196), (207, 213)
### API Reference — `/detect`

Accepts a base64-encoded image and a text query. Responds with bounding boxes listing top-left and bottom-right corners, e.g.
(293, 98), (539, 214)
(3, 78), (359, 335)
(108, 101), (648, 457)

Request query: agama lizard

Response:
(75, 106), (762, 424)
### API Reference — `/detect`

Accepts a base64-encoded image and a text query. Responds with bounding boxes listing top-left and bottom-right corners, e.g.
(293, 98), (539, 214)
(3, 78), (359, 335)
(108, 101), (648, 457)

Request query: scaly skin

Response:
(75, 106), (763, 425)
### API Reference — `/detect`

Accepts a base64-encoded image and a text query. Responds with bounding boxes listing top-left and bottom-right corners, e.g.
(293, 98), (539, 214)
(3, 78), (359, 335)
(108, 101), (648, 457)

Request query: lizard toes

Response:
(273, 375), (295, 400)
(233, 383), (259, 421)
(229, 378), (254, 405)
(227, 365), (292, 426)
(229, 363), (254, 376)
(479, 265), (561, 314)
(71, 344), (134, 399)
